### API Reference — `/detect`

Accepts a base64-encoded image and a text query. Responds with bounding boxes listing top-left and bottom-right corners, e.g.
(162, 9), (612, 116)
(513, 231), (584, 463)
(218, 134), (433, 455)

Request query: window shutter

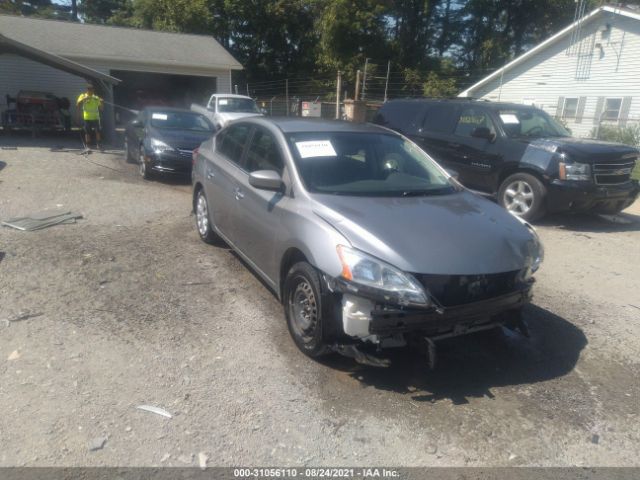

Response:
(619, 97), (632, 127)
(575, 97), (587, 124)
(556, 96), (565, 119)
(593, 97), (604, 125)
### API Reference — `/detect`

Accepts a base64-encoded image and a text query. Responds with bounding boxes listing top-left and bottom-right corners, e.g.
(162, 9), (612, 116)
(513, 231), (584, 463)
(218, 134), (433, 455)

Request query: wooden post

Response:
(355, 70), (361, 101)
(336, 71), (342, 119)
(384, 60), (391, 102)
(285, 78), (289, 116)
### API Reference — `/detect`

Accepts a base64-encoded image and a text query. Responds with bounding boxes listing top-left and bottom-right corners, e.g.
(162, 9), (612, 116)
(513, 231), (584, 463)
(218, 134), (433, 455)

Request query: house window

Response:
(562, 98), (578, 119)
(603, 98), (622, 120)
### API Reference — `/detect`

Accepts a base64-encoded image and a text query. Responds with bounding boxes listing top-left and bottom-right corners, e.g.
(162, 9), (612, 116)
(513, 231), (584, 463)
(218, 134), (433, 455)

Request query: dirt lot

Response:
(1, 135), (639, 467)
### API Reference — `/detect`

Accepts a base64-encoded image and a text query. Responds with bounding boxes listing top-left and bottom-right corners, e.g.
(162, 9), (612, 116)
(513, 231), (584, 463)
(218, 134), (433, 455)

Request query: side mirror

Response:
(249, 170), (283, 191)
(471, 126), (495, 141)
(446, 169), (460, 181)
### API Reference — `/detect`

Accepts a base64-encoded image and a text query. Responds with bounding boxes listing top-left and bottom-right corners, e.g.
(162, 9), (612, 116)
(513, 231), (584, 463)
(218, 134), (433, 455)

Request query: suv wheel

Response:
(284, 262), (330, 358)
(498, 173), (546, 221)
(195, 188), (219, 244)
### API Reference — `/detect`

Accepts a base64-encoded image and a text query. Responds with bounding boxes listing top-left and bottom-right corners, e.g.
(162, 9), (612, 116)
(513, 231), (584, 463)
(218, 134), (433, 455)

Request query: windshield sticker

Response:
(295, 141), (337, 159)
(500, 114), (520, 124)
(218, 99), (229, 105)
(151, 113), (168, 120)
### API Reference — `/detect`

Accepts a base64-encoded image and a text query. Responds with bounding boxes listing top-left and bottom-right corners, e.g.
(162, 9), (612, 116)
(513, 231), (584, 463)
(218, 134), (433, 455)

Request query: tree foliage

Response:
(11, 0), (640, 95)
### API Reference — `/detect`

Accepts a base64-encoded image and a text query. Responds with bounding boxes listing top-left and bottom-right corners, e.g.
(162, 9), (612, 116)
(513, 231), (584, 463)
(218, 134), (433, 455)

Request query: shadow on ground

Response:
(319, 304), (587, 405)
(536, 211), (640, 233)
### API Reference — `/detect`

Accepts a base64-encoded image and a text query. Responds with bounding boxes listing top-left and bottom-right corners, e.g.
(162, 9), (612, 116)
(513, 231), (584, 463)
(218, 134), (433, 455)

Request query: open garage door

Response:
(111, 70), (216, 124)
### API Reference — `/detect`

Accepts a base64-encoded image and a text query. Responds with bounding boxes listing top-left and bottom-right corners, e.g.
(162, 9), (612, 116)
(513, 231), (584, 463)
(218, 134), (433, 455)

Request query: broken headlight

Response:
(336, 245), (429, 307)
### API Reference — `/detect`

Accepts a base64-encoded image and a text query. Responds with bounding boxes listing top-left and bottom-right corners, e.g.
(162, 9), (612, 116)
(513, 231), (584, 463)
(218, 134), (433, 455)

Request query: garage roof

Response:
(0, 33), (120, 84)
(0, 14), (243, 71)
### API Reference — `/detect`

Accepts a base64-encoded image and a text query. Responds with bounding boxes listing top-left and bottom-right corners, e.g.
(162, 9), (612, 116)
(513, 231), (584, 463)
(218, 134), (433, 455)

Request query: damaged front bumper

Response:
(326, 275), (533, 344)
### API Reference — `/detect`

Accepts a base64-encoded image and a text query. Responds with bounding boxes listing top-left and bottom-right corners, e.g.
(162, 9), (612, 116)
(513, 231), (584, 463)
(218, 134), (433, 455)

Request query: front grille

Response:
(414, 271), (521, 307)
(593, 161), (635, 185)
(177, 148), (193, 158)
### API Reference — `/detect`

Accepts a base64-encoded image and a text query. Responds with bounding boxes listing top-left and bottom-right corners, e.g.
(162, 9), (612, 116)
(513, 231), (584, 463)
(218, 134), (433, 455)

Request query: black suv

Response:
(373, 99), (639, 221)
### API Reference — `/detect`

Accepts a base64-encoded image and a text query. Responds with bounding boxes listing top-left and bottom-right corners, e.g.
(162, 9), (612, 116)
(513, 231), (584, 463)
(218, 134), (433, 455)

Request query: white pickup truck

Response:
(190, 94), (262, 131)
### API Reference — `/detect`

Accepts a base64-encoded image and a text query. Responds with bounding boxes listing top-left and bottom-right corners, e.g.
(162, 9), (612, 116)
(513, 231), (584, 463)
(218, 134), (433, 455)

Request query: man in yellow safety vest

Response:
(76, 84), (104, 150)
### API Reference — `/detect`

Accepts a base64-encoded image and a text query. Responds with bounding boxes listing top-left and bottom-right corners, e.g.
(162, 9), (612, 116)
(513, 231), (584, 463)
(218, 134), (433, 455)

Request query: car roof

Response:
(211, 94), (253, 99)
(244, 117), (393, 134)
(382, 98), (541, 111)
(145, 106), (200, 114)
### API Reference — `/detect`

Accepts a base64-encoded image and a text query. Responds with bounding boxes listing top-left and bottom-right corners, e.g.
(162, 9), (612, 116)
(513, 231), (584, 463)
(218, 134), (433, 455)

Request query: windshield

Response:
(287, 132), (458, 197)
(496, 108), (570, 138)
(217, 97), (261, 113)
(150, 111), (213, 131)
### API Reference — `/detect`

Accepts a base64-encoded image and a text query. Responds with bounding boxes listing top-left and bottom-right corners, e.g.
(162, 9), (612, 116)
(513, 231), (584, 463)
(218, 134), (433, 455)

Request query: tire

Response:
(138, 150), (152, 180)
(498, 172), (546, 222)
(283, 262), (331, 358)
(194, 188), (219, 244)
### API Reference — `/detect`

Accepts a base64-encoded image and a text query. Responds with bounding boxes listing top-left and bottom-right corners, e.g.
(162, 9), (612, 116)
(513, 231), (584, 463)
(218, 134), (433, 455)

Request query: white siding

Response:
(0, 54), (231, 118)
(469, 12), (640, 138)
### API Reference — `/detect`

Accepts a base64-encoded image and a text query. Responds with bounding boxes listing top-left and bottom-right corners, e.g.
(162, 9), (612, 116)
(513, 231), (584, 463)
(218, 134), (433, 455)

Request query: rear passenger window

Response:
(246, 128), (284, 174)
(375, 102), (426, 135)
(217, 124), (251, 165)
(454, 107), (496, 137)
(422, 104), (458, 134)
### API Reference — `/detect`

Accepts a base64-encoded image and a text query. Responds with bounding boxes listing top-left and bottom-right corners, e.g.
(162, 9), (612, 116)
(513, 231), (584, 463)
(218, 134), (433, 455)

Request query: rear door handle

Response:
(234, 187), (244, 200)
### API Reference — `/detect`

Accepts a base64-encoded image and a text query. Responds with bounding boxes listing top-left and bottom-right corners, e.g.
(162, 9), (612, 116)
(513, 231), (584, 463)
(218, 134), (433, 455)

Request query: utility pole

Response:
(362, 58), (369, 100)
(383, 60), (391, 102)
(335, 71), (342, 119)
(355, 70), (361, 101)
(246, 84), (250, 96)
(285, 79), (289, 116)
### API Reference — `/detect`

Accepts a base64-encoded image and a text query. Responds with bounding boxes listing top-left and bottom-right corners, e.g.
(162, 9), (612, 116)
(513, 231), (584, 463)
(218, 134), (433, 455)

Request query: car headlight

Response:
(336, 245), (429, 307)
(150, 138), (175, 154)
(513, 217), (544, 272)
(559, 161), (590, 181)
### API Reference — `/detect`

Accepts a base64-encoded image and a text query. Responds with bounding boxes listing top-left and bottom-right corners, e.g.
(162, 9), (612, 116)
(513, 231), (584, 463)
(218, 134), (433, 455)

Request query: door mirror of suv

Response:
(471, 126), (495, 141)
(249, 170), (283, 191)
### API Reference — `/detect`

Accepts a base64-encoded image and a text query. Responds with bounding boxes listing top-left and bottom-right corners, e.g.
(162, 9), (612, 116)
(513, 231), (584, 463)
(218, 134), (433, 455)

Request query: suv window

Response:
(454, 107), (496, 137)
(422, 104), (458, 134)
(375, 102), (426, 134)
(218, 124), (251, 165)
(246, 128), (284, 174)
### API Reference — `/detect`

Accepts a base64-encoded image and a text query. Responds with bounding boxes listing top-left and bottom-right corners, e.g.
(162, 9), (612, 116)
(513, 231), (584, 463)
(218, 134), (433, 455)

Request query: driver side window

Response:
(454, 107), (495, 138)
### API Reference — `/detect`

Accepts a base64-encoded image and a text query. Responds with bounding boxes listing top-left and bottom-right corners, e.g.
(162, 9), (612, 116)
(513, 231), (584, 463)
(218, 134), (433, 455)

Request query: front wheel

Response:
(138, 150), (152, 180)
(498, 173), (547, 222)
(283, 262), (330, 358)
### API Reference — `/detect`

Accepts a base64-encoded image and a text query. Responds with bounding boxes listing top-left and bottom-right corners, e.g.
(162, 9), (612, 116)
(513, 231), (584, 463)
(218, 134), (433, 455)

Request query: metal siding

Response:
(469, 13), (640, 137)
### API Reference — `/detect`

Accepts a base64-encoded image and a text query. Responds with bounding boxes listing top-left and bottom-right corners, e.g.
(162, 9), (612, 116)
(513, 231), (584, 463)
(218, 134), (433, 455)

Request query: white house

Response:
(459, 5), (640, 138)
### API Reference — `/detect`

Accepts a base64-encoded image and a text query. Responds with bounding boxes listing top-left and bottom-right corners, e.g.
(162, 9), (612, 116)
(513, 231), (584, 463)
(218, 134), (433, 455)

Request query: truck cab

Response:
(191, 94), (262, 131)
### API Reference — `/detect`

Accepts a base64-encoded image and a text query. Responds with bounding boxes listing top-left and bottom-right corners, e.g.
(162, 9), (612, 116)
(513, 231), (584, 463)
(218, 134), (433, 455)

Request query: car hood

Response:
(520, 137), (639, 163)
(312, 191), (538, 275)
(149, 127), (212, 150)
(218, 112), (263, 125)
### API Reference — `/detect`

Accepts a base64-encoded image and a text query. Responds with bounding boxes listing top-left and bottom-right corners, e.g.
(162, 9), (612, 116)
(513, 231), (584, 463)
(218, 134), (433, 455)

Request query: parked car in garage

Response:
(124, 107), (214, 179)
(191, 94), (262, 131)
(373, 99), (639, 221)
(192, 117), (544, 366)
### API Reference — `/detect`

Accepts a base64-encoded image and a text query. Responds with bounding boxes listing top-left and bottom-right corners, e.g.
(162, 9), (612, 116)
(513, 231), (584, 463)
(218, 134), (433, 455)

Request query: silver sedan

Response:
(192, 117), (543, 365)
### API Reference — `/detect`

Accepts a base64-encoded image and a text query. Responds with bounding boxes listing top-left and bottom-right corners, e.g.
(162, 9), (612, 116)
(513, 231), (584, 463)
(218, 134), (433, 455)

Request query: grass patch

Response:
(633, 162), (640, 181)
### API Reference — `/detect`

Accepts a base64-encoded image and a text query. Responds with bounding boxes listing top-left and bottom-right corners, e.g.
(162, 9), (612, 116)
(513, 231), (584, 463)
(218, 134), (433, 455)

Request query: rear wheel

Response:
(195, 188), (219, 244)
(284, 262), (330, 358)
(498, 173), (546, 222)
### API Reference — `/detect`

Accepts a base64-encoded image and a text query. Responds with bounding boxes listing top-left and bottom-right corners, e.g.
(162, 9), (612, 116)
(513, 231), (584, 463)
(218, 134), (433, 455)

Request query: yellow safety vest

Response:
(76, 93), (102, 121)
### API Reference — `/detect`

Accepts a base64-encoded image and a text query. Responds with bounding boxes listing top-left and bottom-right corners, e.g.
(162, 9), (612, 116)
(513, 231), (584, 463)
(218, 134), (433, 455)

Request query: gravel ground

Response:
(0, 134), (639, 467)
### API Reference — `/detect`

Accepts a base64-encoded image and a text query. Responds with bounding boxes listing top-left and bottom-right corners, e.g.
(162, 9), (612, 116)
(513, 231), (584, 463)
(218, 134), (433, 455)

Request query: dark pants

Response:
(83, 119), (101, 146)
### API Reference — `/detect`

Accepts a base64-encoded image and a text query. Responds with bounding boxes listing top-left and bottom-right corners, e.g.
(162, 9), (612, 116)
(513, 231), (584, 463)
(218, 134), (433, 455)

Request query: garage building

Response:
(0, 14), (243, 136)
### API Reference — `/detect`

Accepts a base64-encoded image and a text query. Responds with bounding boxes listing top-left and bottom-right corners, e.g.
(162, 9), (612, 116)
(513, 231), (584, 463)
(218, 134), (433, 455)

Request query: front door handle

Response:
(234, 187), (244, 200)
(206, 170), (215, 180)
